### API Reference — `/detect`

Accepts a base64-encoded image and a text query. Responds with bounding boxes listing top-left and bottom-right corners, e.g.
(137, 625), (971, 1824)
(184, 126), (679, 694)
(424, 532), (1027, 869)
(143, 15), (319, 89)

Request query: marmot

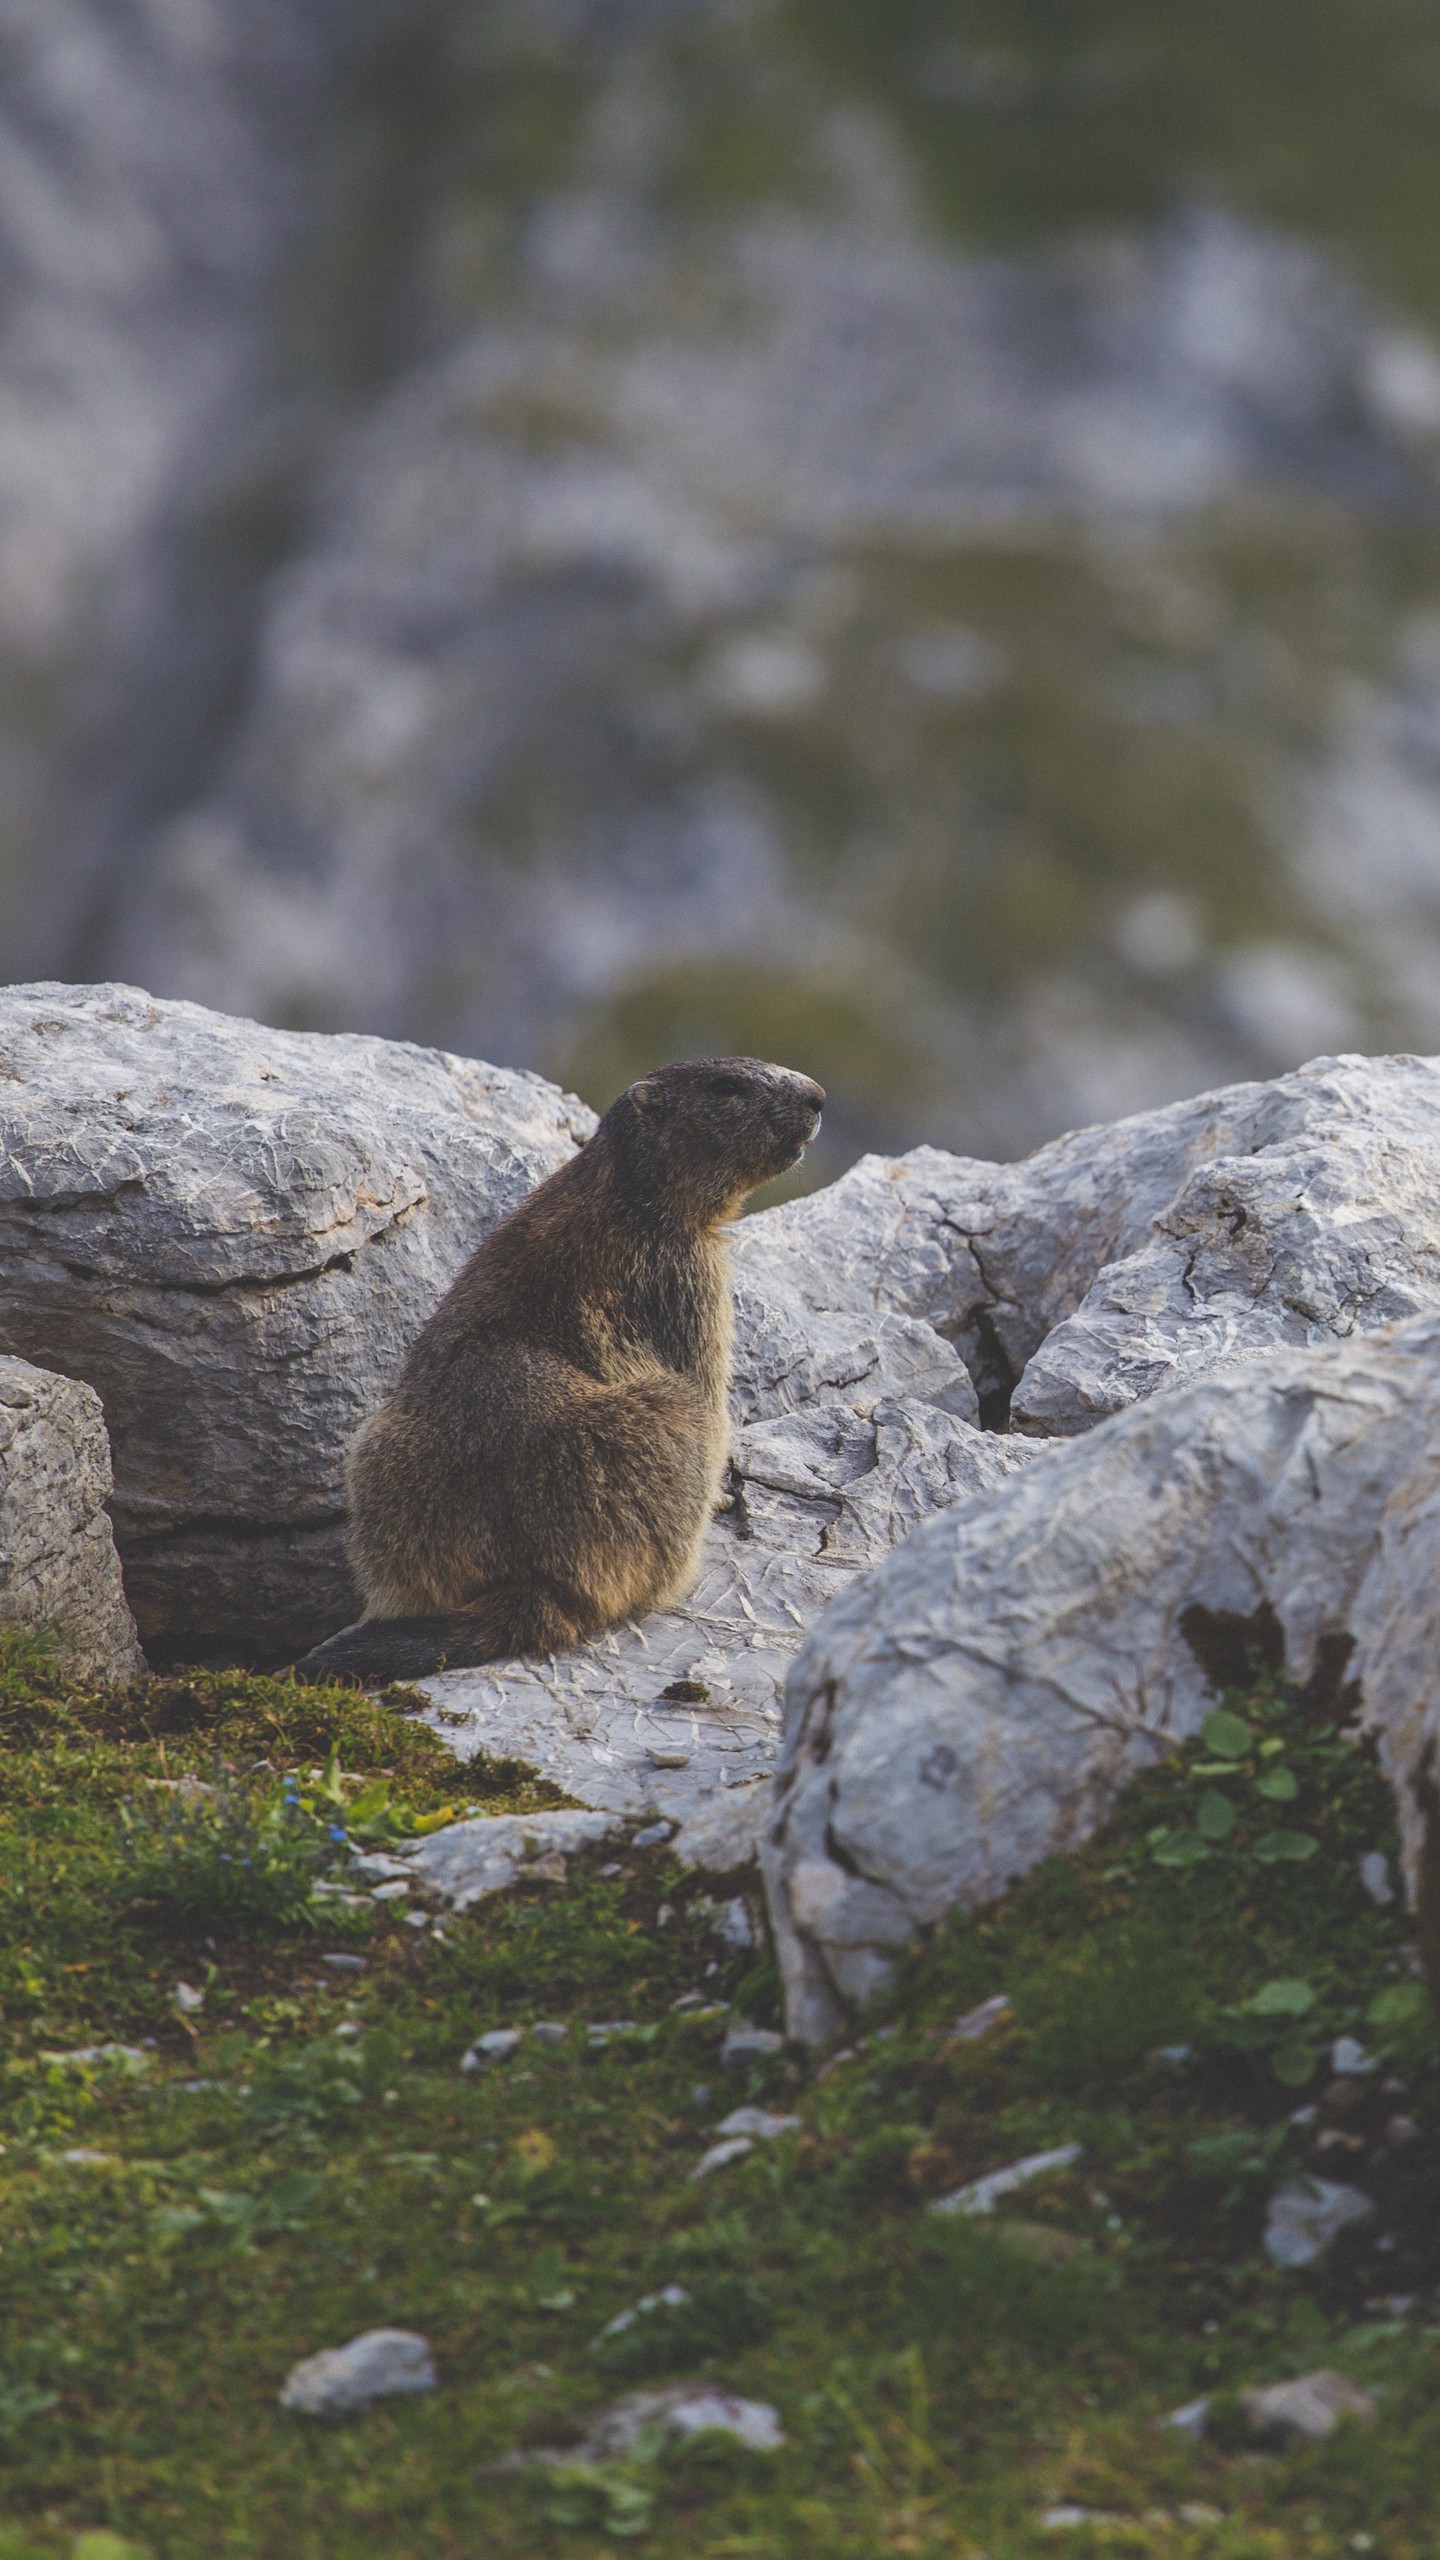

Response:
(295, 1056), (824, 1684)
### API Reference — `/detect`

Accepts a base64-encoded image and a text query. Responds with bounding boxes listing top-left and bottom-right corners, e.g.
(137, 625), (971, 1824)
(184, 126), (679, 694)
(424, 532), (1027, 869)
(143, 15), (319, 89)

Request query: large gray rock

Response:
(766, 1309), (1440, 2044)
(0, 983), (593, 1660)
(732, 1051), (1440, 1438)
(0, 1356), (142, 1683)
(417, 1049), (1440, 1863)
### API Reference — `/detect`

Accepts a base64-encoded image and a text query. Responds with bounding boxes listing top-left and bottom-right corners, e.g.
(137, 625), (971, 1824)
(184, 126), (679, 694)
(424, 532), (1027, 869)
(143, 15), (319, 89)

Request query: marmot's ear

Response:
(629, 1076), (664, 1113)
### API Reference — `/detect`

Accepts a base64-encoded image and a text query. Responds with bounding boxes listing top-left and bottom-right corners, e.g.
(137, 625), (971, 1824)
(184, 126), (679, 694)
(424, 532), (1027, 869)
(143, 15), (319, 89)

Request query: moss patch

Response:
(0, 1632), (1433, 2556)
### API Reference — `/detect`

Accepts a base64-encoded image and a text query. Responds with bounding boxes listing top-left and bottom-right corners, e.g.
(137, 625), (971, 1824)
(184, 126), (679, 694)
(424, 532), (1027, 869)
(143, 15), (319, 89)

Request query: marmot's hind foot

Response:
(293, 1578), (595, 1686)
(293, 1612), (498, 1686)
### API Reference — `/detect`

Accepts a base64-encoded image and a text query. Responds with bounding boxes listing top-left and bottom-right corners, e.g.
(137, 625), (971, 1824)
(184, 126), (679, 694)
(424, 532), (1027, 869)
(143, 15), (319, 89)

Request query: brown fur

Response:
(295, 1056), (824, 1683)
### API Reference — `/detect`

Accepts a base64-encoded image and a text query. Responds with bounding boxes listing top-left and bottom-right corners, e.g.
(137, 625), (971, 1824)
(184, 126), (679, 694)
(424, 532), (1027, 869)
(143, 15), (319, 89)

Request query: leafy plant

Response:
(118, 1768), (335, 1929)
(1147, 1706), (1320, 1869)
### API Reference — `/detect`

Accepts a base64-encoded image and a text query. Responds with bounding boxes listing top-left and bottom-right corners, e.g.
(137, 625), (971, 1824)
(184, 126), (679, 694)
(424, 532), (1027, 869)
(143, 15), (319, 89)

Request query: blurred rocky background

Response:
(6, 0), (1440, 1174)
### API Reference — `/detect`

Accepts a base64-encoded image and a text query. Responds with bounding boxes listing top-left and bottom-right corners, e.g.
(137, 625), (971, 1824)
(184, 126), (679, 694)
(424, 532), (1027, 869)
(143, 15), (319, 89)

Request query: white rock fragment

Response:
(460, 2029), (523, 2072)
(715, 2107), (801, 2141)
(387, 1810), (621, 1911)
(951, 1994), (1012, 2043)
(595, 2284), (689, 2342)
(173, 1983), (205, 2015)
(1330, 2037), (1376, 2077)
(692, 2135), (757, 2179)
(279, 2328), (437, 2417)
(578, 2383), (784, 2458)
(1240, 2370), (1378, 2444)
(1359, 1853), (1395, 1906)
(720, 2022), (785, 2070)
(1264, 2179), (1376, 2268)
(931, 2145), (1085, 2218)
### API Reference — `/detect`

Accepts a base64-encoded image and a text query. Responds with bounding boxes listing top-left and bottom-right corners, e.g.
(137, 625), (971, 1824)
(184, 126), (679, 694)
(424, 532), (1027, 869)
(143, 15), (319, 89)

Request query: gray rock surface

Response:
(767, 1307), (1440, 2042)
(279, 2328), (437, 2418)
(418, 1051), (1440, 1859)
(0, 982), (592, 1658)
(368, 1810), (621, 1915)
(0, 1356), (142, 1683)
(1238, 2370), (1378, 2443)
(1263, 2179), (1376, 2269)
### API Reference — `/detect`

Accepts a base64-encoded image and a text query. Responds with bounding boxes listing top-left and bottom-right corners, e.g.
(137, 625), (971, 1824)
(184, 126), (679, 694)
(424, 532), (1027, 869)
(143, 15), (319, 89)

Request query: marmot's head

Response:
(603, 1056), (824, 1223)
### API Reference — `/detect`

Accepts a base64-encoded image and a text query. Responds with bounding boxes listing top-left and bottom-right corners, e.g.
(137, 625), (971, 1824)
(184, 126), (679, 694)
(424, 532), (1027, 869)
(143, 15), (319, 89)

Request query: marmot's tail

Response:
(292, 1581), (592, 1686)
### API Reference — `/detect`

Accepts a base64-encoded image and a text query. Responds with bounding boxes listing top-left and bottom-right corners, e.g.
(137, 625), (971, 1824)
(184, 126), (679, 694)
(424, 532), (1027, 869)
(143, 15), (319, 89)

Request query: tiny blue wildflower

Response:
(329, 1825), (349, 1844)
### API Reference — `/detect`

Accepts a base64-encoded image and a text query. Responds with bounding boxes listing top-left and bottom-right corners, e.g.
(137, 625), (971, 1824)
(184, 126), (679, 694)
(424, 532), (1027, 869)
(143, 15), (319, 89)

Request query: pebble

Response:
(370, 1880), (410, 1902)
(279, 2327), (437, 2417)
(585, 2020), (638, 2049)
(720, 2021), (785, 2070)
(579, 2383), (783, 2458)
(1359, 1852), (1394, 1906)
(402, 1910), (430, 1929)
(1240, 2370), (1378, 2445)
(1264, 2178), (1375, 2267)
(691, 2135), (756, 2179)
(460, 2029), (523, 2072)
(1166, 2370), (1377, 2447)
(59, 2148), (114, 2166)
(716, 2106), (800, 2140)
(595, 2283), (689, 2341)
(1331, 2035), (1376, 2076)
(951, 1993), (1012, 2042)
(531, 2021), (568, 2048)
(931, 2143), (1085, 2218)
(321, 1954), (367, 1973)
(631, 1822), (674, 1849)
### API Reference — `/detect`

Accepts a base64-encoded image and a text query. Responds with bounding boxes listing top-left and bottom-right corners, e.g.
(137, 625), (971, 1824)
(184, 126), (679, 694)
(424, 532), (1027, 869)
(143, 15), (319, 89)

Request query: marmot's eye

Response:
(708, 1076), (747, 1100)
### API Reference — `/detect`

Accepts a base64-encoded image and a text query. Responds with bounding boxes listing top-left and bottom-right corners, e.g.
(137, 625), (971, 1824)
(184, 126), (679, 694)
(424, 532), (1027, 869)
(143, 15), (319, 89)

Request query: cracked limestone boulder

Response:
(0, 983), (593, 1660)
(0, 1357), (143, 1683)
(728, 1051), (1440, 1438)
(410, 1050), (1440, 1864)
(765, 1308), (1440, 2045)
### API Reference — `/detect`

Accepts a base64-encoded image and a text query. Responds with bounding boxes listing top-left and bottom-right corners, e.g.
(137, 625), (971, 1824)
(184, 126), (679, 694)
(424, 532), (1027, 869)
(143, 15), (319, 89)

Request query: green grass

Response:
(0, 1627), (1434, 2557)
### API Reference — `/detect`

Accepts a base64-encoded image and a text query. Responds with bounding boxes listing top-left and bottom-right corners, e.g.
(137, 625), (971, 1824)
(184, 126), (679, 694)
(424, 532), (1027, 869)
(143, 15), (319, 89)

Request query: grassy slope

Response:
(0, 1632), (1434, 2559)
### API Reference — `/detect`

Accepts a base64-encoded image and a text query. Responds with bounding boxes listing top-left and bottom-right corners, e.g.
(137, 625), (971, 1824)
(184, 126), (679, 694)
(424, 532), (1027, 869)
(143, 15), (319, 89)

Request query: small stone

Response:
(715, 2106), (800, 2140)
(595, 2283), (690, 2341)
(462, 2029), (523, 2072)
(1331, 2036), (1376, 2076)
(598, 1862), (623, 1878)
(1359, 1852), (1394, 1906)
(951, 1993), (1012, 2042)
(692, 2135), (756, 2179)
(1176, 2508), (1224, 2528)
(279, 2327), (436, 2417)
(721, 2021), (785, 2070)
(709, 1897), (755, 1952)
(1154, 2043), (1191, 2065)
(585, 2020), (638, 2049)
(59, 2148), (114, 2166)
(1041, 2509), (1121, 2532)
(631, 1822), (674, 1849)
(931, 2144), (1085, 2218)
(321, 1954), (367, 1972)
(578, 2382), (783, 2458)
(173, 1982), (205, 2014)
(370, 1880), (411, 1902)
(531, 2021), (568, 2048)
(1164, 2397), (1211, 2439)
(656, 1903), (675, 1926)
(402, 1909), (430, 1928)
(1264, 2179), (1375, 2268)
(1239, 2370), (1378, 2445)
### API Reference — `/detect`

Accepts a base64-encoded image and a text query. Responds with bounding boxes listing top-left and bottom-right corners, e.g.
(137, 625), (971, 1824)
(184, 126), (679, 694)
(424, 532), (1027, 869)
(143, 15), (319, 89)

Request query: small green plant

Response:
(118, 1768), (335, 1929)
(1147, 1706), (1320, 1868)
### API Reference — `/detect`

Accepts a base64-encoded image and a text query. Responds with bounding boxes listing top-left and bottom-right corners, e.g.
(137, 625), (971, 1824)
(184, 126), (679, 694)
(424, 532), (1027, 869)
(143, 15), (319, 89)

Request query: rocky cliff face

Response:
(9, 5), (1440, 1163)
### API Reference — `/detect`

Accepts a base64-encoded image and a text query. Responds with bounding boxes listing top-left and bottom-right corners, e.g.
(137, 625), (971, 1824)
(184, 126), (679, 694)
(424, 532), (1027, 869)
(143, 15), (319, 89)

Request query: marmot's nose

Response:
(793, 1075), (826, 1110)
